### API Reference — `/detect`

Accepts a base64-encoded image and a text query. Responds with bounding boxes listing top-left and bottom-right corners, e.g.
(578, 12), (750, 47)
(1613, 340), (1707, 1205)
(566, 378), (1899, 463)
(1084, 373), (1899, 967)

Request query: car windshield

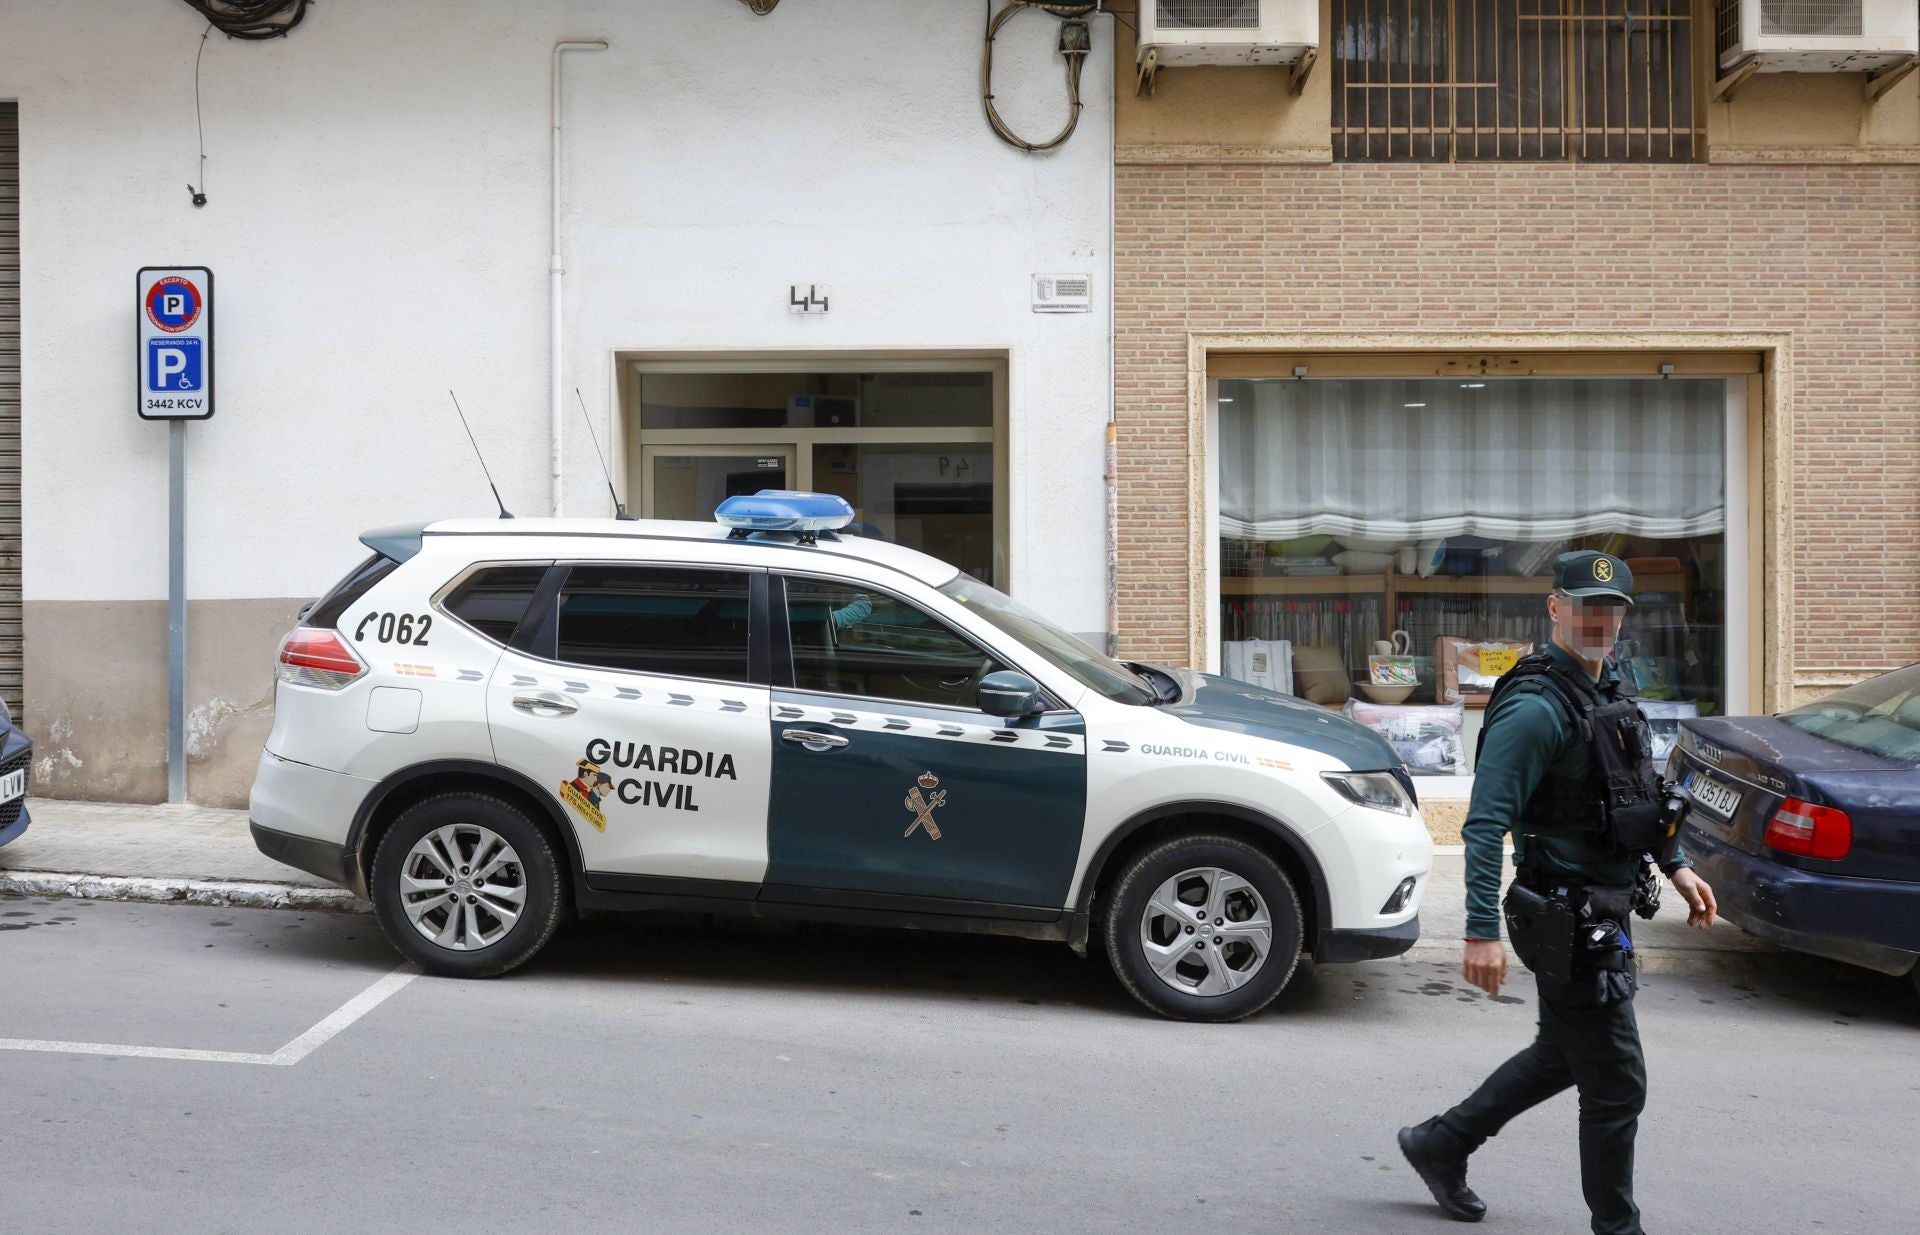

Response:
(1778, 664), (1920, 765)
(939, 576), (1158, 707)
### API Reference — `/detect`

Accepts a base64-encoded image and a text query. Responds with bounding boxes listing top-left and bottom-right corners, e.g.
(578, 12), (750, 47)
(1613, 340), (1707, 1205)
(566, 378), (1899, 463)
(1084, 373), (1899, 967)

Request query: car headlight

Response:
(1321, 771), (1413, 816)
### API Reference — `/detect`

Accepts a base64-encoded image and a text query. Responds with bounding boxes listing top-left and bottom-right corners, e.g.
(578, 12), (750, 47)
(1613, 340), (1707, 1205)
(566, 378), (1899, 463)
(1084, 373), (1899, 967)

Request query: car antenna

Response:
(575, 387), (637, 520)
(448, 390), (513, 519)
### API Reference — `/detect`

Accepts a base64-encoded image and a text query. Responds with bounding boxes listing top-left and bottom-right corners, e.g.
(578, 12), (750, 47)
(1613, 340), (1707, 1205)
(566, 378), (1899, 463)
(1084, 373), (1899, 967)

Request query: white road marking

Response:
(0, 964), (418, 1067)
(268, 965), (418, 1065)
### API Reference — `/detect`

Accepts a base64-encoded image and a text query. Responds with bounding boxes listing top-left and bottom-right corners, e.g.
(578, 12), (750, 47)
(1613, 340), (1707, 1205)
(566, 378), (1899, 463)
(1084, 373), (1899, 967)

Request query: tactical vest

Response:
(1476, 651), (1672, 862)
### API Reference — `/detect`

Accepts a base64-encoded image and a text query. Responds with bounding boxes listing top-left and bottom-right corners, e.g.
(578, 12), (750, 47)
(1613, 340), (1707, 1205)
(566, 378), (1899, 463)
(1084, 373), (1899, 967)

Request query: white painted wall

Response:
(1, 0), (1113, 635)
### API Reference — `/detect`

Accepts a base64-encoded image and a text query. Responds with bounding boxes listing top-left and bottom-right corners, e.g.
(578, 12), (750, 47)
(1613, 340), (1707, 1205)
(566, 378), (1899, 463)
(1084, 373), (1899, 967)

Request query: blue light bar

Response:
(714, 490), (855, 536)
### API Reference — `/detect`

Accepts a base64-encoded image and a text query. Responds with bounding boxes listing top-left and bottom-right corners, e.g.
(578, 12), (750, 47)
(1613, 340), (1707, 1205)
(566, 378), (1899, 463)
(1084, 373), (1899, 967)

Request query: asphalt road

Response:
(3, 893), (1916, 1234)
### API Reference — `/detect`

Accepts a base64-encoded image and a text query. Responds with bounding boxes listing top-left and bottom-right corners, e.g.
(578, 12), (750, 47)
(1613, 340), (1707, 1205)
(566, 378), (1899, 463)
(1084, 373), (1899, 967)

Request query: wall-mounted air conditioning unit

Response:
(1136, 0), (1320, 95)
(1722, 0), (1918, 73)
(1139, 0), (1317, 67)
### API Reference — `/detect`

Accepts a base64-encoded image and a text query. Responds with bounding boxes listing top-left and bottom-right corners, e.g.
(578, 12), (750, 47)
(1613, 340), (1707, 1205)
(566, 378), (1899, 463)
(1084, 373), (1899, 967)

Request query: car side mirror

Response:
(979, 670), (1042, 717)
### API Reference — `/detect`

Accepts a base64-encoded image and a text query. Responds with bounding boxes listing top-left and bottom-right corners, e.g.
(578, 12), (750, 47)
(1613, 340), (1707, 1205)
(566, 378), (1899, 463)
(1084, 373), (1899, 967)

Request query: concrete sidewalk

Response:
(0, 798), (363, 912)
(1, 798), (1788, 976)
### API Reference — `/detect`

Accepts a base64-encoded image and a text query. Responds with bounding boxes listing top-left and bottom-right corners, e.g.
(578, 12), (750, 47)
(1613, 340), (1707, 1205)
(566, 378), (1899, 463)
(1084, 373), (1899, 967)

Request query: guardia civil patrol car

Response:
(251, 492), (1431, 1021)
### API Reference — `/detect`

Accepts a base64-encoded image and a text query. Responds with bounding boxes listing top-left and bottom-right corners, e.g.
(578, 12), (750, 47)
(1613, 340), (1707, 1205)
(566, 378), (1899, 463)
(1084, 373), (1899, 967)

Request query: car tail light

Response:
(1764, 798), (1852, 861)
(277, 627), (366, 690)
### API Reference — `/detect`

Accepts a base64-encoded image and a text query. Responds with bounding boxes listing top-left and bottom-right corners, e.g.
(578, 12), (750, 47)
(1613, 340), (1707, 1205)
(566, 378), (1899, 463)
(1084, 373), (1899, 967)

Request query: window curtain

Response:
(1217, 378), (1726, 542)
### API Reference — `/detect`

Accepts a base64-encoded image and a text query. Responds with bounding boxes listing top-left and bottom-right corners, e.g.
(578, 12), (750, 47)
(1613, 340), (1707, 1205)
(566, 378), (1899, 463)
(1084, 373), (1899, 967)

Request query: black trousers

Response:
(1439, 976), (1648, 1235)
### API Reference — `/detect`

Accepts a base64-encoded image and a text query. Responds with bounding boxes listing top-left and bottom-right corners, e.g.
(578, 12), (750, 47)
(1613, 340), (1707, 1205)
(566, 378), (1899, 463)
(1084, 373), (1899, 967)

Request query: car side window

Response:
(442, 565), (549, 645)
(783, 576), (1000, 709)
(556, 565), (752, 684)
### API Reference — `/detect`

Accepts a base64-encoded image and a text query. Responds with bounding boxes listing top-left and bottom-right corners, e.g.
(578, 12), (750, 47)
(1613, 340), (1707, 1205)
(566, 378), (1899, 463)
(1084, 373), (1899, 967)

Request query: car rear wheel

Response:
(1101, 834), (1304, 1022)
(371, 792), (567, 978)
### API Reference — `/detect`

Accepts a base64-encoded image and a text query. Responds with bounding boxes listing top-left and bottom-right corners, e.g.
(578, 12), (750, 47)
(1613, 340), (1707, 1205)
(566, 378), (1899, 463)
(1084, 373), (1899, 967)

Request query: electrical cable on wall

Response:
(982, 1), (1099, 152)
(188, 24), (211, 206)
(175, 0), (309, 40)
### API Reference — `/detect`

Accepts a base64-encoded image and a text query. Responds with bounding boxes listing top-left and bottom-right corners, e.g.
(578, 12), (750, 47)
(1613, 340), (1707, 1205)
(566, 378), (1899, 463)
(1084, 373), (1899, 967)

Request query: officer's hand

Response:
(1670, 867), (1717, 929)
(1462, 938), (1508, 998)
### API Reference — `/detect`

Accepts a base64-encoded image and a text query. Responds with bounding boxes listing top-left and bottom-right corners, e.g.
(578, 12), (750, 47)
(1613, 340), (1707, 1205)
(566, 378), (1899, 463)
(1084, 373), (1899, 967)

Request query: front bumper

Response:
(1685, 823), (1920, 977)
(1315, 915), (1421, 963)
(0, 729), (32, 848)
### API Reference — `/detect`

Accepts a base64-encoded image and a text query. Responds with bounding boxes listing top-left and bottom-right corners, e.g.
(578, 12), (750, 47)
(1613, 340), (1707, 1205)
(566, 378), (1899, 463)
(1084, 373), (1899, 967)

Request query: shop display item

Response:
(1332, 549), (1395, 575)
(1635, 700), (1698, 766)
(1436, 637), (1534, 704)
(1292, 642), (1350, 706)
(1222, 639), (1294, 696)
(1343, 699), (1468, 776)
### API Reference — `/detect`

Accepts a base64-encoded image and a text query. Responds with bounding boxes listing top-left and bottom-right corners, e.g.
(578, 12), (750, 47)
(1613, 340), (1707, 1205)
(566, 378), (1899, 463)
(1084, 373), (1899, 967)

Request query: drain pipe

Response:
(551, 39), (607, 517)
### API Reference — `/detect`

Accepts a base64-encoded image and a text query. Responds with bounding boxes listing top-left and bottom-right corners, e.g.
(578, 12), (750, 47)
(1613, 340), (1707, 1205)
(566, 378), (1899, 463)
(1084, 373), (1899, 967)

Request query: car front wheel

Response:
(371, 792), (567, 978)
(1102, 834), (1304, 1022)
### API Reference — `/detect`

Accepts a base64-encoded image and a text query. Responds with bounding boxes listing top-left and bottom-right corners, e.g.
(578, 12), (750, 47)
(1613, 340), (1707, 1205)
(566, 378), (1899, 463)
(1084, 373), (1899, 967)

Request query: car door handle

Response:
(513, 692), (580, 718)
(781, 728), (849, 751)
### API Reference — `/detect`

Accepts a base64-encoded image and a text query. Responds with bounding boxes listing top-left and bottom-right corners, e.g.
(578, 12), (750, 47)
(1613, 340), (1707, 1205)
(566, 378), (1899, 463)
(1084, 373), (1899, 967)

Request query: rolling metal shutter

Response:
(0, 102), (20, 718)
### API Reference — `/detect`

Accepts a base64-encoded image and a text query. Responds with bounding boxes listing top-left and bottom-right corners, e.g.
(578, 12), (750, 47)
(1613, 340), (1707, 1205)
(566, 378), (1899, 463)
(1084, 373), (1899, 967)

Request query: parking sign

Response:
(137, 267), (214, 420)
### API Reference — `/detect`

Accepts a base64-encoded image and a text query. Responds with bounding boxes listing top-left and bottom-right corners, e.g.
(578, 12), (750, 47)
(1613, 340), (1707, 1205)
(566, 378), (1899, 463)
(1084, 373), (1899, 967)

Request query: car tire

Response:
(1910, 961), (1920, 1002)
(371, 791), (567, 978)
(1101, 833), (1304, 1022)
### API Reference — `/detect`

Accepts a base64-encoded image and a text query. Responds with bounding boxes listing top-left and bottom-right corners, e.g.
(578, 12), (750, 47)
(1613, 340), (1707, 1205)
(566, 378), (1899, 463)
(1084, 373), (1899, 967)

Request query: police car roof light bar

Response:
(448, 390), (513, 520)
(714, 490), (855, 545)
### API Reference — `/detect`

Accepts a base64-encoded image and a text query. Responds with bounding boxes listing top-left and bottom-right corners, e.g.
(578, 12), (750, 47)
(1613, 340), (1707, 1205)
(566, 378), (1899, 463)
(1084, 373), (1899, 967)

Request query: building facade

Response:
(0, 0), (1116, 805)
(1111, 0), (1919, 811)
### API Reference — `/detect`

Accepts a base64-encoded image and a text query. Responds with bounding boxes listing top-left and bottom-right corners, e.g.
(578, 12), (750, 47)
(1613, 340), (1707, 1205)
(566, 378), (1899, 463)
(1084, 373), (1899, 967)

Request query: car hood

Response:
(1152, 669), (1401, 770)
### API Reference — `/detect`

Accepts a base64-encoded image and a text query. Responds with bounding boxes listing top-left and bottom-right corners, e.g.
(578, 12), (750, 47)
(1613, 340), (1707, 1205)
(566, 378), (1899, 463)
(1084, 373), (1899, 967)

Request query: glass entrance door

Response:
(643, 446), (794, 522)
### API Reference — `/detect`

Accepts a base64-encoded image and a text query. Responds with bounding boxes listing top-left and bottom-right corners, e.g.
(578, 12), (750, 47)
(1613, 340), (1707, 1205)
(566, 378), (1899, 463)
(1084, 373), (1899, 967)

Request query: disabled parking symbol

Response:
(147, 338), (203, 391)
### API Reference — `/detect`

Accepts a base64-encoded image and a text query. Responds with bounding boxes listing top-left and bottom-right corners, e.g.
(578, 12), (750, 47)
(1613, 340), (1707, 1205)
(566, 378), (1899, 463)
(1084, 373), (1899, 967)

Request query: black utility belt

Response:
(1503, 880), (1635, 988)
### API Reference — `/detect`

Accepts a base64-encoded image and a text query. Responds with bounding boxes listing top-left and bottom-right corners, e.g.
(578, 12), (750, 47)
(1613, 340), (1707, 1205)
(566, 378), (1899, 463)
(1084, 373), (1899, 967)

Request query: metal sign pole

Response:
(168, 419), (186, 803)
(138, 264), (213, 805)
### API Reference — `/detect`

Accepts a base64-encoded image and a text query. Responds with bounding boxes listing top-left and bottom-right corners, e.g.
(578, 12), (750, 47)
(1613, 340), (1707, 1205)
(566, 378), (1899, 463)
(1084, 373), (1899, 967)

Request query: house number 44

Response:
(789, 284), (830, 313)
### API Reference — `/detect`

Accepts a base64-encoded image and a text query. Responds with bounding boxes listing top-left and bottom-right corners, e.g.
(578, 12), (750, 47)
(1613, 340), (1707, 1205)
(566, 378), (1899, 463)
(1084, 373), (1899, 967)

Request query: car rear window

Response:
(556, 565), (752, 684)
(306, 553), (399, 630)
(1779, 664), (1920, 764)
(442, 566), (550, 645)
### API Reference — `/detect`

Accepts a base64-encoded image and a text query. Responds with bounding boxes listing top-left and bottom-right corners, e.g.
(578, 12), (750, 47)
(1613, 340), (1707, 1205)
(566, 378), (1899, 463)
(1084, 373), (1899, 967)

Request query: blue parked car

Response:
(0, 696), (30, 848)
(1672, 664), (1920, 996)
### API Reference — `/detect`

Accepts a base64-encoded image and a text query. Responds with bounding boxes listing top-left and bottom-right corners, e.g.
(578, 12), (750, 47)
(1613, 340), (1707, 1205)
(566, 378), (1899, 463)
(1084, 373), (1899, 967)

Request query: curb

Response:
(0, 869), (370, 914)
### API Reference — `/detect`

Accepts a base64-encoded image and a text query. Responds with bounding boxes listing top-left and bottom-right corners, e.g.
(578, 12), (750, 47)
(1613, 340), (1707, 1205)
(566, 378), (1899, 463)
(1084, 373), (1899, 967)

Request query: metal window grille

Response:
(1332, 0), (1704, 162)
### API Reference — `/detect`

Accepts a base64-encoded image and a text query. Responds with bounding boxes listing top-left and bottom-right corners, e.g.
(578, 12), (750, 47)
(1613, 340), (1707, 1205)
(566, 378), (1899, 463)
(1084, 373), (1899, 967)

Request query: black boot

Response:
(1398, 1117), (1487, 1223)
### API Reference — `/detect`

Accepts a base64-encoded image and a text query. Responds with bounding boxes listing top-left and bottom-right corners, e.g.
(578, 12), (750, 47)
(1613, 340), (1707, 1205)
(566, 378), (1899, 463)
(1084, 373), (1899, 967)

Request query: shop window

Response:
(1216, 376), (1731, 777)
(1331, 0), (1702, 162)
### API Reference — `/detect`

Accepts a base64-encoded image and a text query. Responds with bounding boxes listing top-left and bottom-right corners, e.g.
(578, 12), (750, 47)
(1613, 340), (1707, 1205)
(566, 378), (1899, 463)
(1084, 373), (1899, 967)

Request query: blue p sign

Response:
(146, 338), (203, 391)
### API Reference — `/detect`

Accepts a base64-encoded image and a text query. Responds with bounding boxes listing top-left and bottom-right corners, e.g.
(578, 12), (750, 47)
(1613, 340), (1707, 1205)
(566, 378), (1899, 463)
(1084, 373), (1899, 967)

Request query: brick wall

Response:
(1114, 163), (1920, 676)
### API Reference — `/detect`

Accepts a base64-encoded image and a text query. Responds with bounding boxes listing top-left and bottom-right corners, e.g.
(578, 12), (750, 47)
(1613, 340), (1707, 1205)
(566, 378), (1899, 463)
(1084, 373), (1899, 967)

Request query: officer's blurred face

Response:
(1550, 591), (1627, 662)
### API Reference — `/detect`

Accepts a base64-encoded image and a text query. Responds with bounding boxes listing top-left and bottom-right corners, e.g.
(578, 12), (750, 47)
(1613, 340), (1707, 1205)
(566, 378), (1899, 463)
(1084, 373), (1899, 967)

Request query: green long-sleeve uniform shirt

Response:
(1462, 642), (1691, 940)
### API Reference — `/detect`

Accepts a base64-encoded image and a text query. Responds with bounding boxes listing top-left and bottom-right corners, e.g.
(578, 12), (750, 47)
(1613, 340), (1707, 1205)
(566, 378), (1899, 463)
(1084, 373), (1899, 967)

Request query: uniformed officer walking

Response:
(1398, 551), (1718, 1234)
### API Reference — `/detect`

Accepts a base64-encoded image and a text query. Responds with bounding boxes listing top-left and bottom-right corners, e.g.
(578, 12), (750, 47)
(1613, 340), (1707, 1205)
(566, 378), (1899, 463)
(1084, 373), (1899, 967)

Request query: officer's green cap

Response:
(1553, 551), (1634, 604)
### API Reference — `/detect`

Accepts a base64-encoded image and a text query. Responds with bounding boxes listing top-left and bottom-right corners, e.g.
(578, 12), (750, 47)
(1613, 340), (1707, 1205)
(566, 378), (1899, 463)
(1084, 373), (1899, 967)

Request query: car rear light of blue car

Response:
(1764, 798), (1852, 861)
(277, 627), (366, 690)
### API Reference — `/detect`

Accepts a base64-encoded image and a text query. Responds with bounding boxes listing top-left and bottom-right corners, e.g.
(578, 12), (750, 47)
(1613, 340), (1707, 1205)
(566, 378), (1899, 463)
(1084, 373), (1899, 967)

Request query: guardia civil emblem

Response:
(904, 772), (946, 840)
(1593, 557), (1614, 582)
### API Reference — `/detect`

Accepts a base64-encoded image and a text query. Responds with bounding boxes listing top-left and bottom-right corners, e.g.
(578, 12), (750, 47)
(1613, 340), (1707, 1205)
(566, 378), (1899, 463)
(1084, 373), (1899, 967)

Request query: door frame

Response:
(616, 351), (1011, 587)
